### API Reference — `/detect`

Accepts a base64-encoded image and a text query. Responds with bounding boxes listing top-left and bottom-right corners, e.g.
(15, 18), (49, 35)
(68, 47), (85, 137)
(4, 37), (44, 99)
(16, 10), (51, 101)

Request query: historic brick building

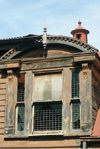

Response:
(0, 21), (100, 149)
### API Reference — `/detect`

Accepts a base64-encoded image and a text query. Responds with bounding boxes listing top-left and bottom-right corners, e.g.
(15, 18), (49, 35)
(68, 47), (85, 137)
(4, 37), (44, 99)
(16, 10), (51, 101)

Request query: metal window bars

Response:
(34, 102), (62, 131)
(72, 69), (79, 98)
(16, 74), (25, 131)
(72, 100), (80, 129)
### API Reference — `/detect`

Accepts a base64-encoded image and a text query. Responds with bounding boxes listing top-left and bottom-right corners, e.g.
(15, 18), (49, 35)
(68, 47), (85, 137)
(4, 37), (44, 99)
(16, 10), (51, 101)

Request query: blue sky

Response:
(0, 0), (100, 49)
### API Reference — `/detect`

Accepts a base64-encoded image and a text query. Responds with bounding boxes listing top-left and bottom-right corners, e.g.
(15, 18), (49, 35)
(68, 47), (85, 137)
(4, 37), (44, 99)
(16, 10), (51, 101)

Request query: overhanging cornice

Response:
(0, 34), (98, 61)
(46, 35), (98, 52)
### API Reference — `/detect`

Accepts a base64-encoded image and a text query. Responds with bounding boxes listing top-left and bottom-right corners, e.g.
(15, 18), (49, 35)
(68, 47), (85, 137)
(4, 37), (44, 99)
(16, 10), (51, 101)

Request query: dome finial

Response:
(78, 20), (82, 26)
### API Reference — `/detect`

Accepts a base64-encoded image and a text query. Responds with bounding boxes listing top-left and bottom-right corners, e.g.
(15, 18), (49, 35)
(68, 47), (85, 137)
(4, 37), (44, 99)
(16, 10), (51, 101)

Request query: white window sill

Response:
(30, 130), (63, 136)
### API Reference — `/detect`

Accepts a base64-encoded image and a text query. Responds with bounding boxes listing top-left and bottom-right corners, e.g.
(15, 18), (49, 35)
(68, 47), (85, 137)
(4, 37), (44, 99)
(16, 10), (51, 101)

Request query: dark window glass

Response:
(17, 74), (25, 101)
(17, 104), (25, 131)
(72, 100), (80, 129)
(34, 102), (62, 131)
(72, 69), (79, 98)
(76, 34), (81, 40)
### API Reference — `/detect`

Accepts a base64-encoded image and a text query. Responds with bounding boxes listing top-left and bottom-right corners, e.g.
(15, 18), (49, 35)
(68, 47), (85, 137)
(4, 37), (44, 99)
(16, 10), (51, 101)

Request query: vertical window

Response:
(17, 74), (25, 101)
(16, 74), (25, 131)
(33, 73), (62, 133)
(72, 69), (79, 98)
(17, 104), (25, 131)
(71, 69), (80, 129)
(72, 100), (80, 129)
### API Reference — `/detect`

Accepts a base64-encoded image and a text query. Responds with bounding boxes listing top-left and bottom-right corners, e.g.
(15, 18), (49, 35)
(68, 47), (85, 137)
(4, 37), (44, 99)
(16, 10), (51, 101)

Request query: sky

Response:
(0, 0), (100, 50)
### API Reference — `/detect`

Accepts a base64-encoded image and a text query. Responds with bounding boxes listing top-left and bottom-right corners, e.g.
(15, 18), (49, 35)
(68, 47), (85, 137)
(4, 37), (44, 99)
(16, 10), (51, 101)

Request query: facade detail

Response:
(0, 22), (100, 149)
(71, 20), (89, 43)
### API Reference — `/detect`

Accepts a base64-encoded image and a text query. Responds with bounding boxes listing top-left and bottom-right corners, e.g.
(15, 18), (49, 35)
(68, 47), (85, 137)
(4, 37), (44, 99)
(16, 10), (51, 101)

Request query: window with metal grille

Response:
(33, 102), (62, 131)
(16, 74), (25, 132)
(72, 100), (80, 129)
(17, 104), (25, 131)
(17, 74), (25, 101)
(72, 69), (79, 98)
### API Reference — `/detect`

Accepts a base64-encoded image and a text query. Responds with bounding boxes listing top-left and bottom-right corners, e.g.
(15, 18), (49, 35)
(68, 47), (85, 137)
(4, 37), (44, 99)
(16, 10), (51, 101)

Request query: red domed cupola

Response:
(71, 20), (89, 43)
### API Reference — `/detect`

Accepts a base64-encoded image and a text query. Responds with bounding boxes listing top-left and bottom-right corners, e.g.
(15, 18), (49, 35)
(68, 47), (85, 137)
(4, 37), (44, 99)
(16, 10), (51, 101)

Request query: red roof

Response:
(71, 20), (89, 35)
(97, 51), (100, 57)
(92, 109), (100, 137)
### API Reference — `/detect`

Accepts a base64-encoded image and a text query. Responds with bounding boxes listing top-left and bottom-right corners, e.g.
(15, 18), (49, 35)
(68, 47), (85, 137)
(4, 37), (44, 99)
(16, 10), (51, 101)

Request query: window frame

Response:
(15, 103), (25, 132)
(71, 69), (80, 98)
(71, 99), (80, 130)
(31, 71), (63, 136)
(15, 73), (25, 134)
(70, 68), (81, 132)
(32, 101), (63, 135)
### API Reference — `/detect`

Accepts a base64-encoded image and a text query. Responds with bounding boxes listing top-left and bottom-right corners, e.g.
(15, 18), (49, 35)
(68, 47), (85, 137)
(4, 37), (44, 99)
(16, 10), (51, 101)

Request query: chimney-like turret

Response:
(71, 20), (89, 43)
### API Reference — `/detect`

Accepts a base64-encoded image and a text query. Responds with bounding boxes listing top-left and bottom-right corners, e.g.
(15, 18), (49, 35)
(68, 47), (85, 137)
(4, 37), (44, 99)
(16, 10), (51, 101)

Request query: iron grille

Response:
(72, 69), (79, 98)
(34, 102), (62, 131)
(17, 83), (24, 101)
(72, 100), (80, 129)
